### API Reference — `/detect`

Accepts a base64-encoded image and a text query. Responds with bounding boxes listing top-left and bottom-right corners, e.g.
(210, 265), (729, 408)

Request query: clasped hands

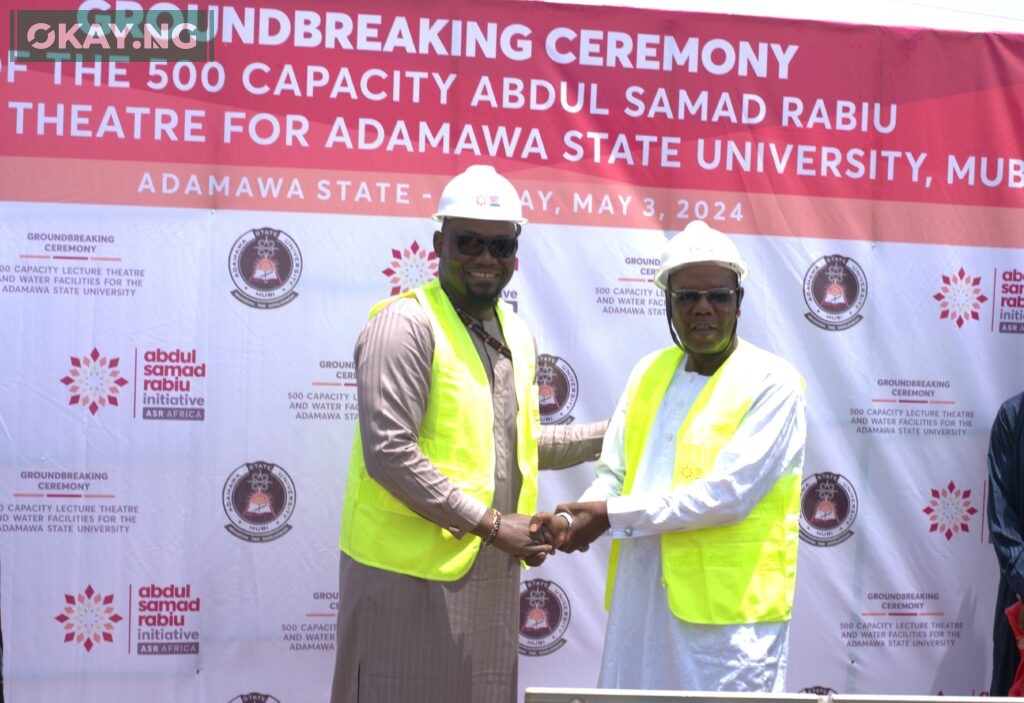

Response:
(480, 502), (609, 567)
(528, 501), (609, 558)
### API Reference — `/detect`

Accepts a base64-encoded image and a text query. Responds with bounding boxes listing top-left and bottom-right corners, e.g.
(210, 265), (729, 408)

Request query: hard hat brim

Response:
(654, 260), (748, 290)
(432, 213), (528, 225)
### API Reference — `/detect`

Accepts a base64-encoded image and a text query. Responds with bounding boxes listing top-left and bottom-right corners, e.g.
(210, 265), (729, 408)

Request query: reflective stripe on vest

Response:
(605, 341), (800, 624)
(340, 278), (540, 581)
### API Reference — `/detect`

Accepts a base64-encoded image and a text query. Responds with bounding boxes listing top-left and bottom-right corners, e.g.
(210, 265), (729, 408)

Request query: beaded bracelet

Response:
(483, 508), (502, 546)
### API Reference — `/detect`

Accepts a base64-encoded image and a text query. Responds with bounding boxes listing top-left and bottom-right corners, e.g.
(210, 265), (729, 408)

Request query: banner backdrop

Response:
(1, 1), (1023, 700)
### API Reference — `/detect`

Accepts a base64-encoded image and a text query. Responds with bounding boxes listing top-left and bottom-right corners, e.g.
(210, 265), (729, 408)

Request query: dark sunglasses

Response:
(448, 232), (519, 259)
(670, 287), (739, 307)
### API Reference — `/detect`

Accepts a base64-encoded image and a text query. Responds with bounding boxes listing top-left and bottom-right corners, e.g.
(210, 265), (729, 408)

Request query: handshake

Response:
(481, 501), (610, 567)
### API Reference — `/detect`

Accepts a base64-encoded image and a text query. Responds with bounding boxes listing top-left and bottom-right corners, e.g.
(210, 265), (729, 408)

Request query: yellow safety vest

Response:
(606, 341), (801, 624)
(340, 278), (540, 581)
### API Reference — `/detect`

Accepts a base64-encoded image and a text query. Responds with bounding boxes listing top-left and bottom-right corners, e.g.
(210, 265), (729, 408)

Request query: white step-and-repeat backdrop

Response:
(1, 1), (1023, 700)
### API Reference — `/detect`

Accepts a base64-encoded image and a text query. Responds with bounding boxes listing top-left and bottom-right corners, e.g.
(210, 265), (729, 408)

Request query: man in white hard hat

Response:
(331, 165), (606, 703)
(532, 220), (806, 692)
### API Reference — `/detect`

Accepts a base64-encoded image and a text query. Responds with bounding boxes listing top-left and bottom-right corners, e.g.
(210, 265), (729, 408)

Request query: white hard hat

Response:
(432, 165), (527, 224)
(654, 220), (748, 290)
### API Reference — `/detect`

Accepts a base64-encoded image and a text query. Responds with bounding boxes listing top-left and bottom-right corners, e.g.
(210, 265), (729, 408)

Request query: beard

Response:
(463, 285), (503, 310)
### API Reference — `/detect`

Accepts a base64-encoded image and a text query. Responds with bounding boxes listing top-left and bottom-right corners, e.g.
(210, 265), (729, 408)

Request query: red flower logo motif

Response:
(923, 480), (978, 540)
(60, 348), (128, 415)
(54, 585), (123, 652)
(381, 241), (438, 295)
(933, 268), (988, 328)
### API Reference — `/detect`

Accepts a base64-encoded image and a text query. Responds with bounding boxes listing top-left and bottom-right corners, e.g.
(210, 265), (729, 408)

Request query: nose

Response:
(692, 292), (715, 312)
(472, 244), (501, 265)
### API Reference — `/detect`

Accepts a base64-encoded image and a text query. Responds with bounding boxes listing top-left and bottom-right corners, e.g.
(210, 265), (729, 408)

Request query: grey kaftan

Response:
(331, 298), (603, 703)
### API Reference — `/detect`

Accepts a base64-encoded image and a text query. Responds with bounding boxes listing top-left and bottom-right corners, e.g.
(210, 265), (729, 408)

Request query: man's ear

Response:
(736, 286), (745, 315)
(433, 230), (443, 256)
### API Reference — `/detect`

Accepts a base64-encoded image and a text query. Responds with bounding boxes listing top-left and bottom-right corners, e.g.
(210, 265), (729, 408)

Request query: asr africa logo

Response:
(933, 268), (988, 328)
(54, 584), (123, 652)
(382, 240), (437, 295)
(922, 480), (978, 541)
(60, 347), (128, 415)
